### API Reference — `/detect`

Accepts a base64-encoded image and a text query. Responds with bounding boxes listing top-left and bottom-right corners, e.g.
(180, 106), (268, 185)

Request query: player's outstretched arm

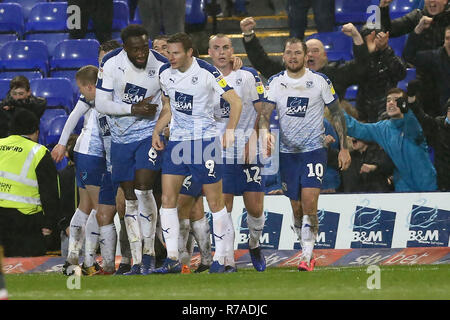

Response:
(152, 95), (172, 151)
(222, 89), (243, 148)
(327, 99), (351, 170)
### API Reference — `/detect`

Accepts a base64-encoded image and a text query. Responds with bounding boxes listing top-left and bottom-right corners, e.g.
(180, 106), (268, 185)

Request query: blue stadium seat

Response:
(50, 39), (100, 70)
(46, 115), (68, 147)
(0, 71), (43, 80)
(335, 0), (380, 24)
(25, 2), (68, 33)
(307, 31), (353, 61)
(0, 40), (49, 75)
(38, 108), (67, 145)
(345, 85), (359, 101)
(4, 0), (46, 20)
(50, 70), (79, 101)
(131, 5), (142, 24)
(0, 3), (24, 37)
(388, 35), (408, 57)
(397, 67), (416, 91)
(390, 0), (416, 19)
(0, 34), (18, 49)
(25, 33), (69, 57)
(0, 79), (11, 100)
(30, 78), (74, 111)
(186, 0), (207, 25)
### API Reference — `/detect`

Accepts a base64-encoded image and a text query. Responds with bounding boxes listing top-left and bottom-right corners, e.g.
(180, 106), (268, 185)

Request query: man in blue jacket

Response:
(344, 87), (437, 192)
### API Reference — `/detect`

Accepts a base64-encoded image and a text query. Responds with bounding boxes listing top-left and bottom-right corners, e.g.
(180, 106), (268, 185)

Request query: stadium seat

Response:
(0, 79), (11, 100)
(186, 0), (207, 25)
(389, 35), (408, 57)
(38, 108), (67, 145)
(306, 31), (353, 61)
(131, 5), (142, 24)
(397, 67), (416, 91)
(46, 114), (68, 146)
(0, 3), (24, 37)
(25, 33), (70, 57)
(345, 85), (359, 101)
(0, 40), (49, 76)
(0, 71), (43, 80)
(390, 0), (416, 19)
(335, 0), (380, 24)
(4, 0), (46, 20)
(50, 39), (100, 70)
(0, 34), (18, 49)
(30, 78), (74, 111)
(25, 2), (68, 33)
(50, 69), (79, 101)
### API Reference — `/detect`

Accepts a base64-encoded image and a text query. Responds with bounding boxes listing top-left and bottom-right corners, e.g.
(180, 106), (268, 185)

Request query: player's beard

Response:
(285, 59), (305, 73)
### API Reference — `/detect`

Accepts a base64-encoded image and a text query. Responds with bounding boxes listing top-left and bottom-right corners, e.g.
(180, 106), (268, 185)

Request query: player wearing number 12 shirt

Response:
(152, 33), (242, 273)
(259, 38), (351, 271)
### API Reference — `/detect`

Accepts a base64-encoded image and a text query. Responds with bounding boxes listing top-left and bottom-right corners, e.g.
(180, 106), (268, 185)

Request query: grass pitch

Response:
(5, 264), (449, 300)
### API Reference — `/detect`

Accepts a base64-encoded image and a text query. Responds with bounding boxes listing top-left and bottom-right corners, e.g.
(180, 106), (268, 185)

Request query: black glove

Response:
(407, 79), (421, 97)
(396, 97), (408, 114)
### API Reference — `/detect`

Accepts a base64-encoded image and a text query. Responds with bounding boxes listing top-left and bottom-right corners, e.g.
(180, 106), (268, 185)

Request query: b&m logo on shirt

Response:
(219, 98), (230, 118)
(286, 97), (309, 117)
(122, 83), (147, 104)
(174, 91), (194, 115)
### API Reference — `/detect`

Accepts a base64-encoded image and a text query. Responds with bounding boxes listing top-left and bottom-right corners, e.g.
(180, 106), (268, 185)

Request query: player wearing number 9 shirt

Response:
(259, 38), (351, 271)
(152, 33), (242, 273)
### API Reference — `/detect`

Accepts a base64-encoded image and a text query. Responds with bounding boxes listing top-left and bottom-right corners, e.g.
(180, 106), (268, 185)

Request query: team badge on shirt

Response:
(148, 69), (156, 77)
(192, 76), (199, 84)
(174, 91), (194, 115)
(122, 83), (147, 104)
(286, 97), (309, 117)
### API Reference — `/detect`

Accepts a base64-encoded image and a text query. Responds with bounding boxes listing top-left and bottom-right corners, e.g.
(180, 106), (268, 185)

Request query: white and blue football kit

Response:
(266, 68), (338, 200)
(96, 48), (168, 183)
(214, 67), (266, 195)
(159, 57), (233, 185)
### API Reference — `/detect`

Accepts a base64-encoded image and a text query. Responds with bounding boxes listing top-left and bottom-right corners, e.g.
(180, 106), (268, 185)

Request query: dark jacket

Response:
(57, 162), (79, 232)
(380, 3), (450, 116)
(409, 102), (450, 191)
(355, 46), (407, 123)
(403, 32), (450, 112)
(242, 35), (368, 100)
(340, 143), (394, 193)
(0, 94), (46, 138)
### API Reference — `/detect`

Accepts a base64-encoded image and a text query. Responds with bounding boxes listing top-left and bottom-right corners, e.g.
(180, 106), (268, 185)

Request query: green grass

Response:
(5, 264), (450, 300)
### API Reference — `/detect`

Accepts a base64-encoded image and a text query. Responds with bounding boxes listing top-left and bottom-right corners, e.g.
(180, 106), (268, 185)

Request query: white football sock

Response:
(247, 213), (265, 249)
(212, 207), (230, 265)
(84, 209), (99, 267)
(135, 189), (157, 257)
(191, 216), (212, 266)
(67, 208), (89, 265)
(178, 218), (191, 266)
(159, 207), (179, 260)
(99, 224), (117, 273)
(225, 212), (235, 267)
(293, 214), (304, 250)
(301, 215), (318, 261)
(124, 200), (142, 265)
(119, 217), (131, 265)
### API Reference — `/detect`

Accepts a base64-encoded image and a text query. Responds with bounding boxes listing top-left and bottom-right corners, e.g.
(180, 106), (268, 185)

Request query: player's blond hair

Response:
(75, 65), (98, 86)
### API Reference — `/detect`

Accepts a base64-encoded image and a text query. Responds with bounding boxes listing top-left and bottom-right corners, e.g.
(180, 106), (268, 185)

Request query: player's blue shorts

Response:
(74, 152), (106, 189)
(162, 137), (223, 185)
(223, 162), (266, 195)
(110, 137), (162, 183)
(280, 148), (327, 201)
(98, 171), (119, 206)
(179, 175), (203, 198)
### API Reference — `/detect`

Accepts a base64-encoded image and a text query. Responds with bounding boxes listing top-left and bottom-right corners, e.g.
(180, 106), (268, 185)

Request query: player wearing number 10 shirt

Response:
(259, 38), (351, 272)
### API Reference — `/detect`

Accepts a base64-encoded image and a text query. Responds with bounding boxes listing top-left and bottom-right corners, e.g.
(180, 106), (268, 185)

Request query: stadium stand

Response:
(0, 79), (10, 100)
(389, 34), (408, 57)
(38, 107), (68, 145)
(390, 0), (417, 19)
(0, 70), (43, 80)
(3, 0), (46, 20)
(50, 39), (100, 70)
(25, 2), (68, 33)
(186, 0), (208, 25)
(46, 114), (68, 147)
(334, 0), (379, 24)
(86, 1), (130, 32)
(306, 31), (354, 61)
(25, 33), (70, 57)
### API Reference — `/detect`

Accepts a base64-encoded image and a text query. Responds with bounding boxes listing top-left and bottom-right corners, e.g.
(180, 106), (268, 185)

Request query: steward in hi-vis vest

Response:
(0, 109), (59, 257)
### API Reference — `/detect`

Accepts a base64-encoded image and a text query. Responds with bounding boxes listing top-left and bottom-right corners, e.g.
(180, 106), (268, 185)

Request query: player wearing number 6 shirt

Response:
(95, 25), (168, 275)
(259, 38), (351, 271)
(152, 33), (242, 273)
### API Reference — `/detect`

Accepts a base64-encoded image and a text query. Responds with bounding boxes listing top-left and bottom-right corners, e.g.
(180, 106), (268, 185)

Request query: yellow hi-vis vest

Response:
(0, 135), (48, 214)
